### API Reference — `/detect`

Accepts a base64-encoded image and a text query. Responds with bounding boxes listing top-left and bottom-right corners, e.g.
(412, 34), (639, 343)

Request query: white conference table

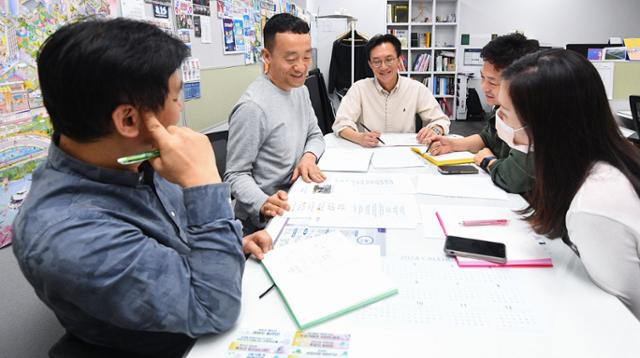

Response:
(187, 134), (640, 358)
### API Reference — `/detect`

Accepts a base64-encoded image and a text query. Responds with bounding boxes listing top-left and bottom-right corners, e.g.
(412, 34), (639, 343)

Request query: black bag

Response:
(466, 88), (485, 121)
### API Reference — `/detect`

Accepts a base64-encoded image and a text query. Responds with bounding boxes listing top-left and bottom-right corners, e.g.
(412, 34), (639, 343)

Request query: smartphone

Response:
(444, 235), (507, 264)
(437, 165), (479, 175)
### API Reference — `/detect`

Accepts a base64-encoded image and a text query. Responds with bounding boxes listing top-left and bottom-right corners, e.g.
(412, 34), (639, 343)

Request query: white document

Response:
(371, 147), (426, 168)
(379, 133), (422, 146)
(261, 232), (397, 329)
(286, 194), (420, 229)
(436, 206), (551, 264)
(200, 16), (212, 43)
(120, 0), (146, 20)
(318, 148), (372, 172)
(288, 173), (415, 196)
(619, 125), (637, 138)
(416, 174), (508, 200)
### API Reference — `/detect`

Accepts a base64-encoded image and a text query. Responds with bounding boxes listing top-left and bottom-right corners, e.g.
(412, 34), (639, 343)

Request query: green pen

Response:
(117, 150), (160, 165)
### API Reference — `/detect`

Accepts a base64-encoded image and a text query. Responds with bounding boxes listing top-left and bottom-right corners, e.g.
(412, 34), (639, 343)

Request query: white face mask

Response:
(495, 109), (530, 153)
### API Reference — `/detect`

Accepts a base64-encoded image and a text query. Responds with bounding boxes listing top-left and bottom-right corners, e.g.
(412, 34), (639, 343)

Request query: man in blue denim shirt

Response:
(12, 19), (271, 357)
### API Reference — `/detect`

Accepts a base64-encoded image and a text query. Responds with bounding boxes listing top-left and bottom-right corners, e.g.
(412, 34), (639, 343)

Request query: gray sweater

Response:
(224, 74), (325, 230)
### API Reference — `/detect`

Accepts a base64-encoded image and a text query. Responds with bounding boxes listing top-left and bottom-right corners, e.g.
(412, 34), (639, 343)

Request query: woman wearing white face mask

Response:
(500, 49), (640, 320)
(494, 107), (530, 154)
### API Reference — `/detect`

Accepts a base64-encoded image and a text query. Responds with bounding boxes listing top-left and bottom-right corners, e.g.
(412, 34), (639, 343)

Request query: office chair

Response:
(305, 68), (335, 134)
(207, 130), (229, 176)
(629, 95), (640, 144)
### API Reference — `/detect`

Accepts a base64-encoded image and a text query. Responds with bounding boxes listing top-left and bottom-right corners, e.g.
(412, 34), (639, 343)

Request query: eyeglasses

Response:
(370, 57), (398, 68)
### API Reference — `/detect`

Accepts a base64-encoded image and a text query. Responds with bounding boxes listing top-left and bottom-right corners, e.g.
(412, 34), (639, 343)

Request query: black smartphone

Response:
(444, 235), (507, 264)
(437, 165), (479, 175)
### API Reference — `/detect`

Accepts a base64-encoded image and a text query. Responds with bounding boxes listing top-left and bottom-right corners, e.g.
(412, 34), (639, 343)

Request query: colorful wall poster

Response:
(222, 17), (238, 53)
(233, 18), (245, 51)
(0, 0), (115, 249)
(193, 0), (210, 16)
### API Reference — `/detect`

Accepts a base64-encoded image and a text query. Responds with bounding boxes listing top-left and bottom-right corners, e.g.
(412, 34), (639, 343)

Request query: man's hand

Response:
(474, 147), (495, 166)
(143, 114), (220, 188)
(243, 230), (272, 260)
(427, 135), (459, 155)
(260, 190), (289, 218)
(357, 131), (382, 148)
(291, 152), (326, 183)
(416, 126), (442, 145)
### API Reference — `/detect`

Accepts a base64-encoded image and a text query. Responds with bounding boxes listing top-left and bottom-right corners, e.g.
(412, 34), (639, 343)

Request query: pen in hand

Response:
(358, 122), (386, 145)
(117, 150), (161, 165)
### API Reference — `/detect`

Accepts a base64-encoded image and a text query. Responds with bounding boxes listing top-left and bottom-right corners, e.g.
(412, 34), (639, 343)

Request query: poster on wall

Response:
(0, 1), (115, 249)
(233, 18), (245, 52)
(222, 17), (239, 53)
(193, 0), (210, 16)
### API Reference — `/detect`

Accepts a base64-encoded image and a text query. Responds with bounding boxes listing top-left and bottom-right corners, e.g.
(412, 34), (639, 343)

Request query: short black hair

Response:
(366, 34), (401, 60)
(481, 33), (539, 71)
(37, 18), (189, 142)
(263, 13), (310, 51)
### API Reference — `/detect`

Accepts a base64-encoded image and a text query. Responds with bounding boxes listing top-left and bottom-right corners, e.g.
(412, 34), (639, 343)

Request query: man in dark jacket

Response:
(428, 33), (538, 194)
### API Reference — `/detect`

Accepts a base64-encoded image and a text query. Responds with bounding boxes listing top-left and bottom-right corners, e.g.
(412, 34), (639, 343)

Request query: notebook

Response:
(410, 147), (474, 166)
(434, 206), (552, 267)
(260, 232), (398, 330)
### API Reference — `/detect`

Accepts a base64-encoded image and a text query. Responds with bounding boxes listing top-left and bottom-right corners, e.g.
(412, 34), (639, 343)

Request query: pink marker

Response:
(461, 219), (509, 227)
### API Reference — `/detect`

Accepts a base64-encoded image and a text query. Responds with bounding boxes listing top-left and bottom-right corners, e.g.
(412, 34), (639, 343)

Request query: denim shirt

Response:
(12, 136), (245, 355)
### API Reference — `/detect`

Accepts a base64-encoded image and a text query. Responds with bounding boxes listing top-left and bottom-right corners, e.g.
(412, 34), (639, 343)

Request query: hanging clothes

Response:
(328, 31), (374, 94)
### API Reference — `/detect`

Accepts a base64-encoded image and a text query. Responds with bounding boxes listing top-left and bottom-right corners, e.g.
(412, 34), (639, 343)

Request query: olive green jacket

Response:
(477, 108), (535, 194)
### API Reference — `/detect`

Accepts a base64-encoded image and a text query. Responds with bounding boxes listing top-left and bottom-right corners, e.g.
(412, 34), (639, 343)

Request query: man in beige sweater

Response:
(332, 34), (450, 147)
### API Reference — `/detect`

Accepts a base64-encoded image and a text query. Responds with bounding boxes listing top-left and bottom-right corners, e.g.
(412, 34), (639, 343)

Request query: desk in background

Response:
(187, 134), (640, 358)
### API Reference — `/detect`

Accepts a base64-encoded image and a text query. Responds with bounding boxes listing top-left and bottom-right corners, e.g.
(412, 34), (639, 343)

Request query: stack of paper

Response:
(416, 174), (508, 200)
(261, 232), (398, 330)
(435, 206), (552, 267)
(318, 148), (372, 172)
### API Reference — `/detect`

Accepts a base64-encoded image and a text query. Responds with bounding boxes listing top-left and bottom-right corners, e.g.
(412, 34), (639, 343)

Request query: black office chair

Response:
(629, 95), (640, 144)
(207, 130), (229, 176)
(305, 68), (335, 134)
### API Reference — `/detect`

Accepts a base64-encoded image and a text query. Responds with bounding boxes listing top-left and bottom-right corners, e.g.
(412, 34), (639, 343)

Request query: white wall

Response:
(307, 0), (386, 88)
(311, 0), (640, 108)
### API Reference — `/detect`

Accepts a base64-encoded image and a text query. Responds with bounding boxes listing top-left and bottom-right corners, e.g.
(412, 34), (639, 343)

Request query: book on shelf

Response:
(411, 32), (431, 48)
(399, 54), (407, 71)
(438, 98), (453, 117)
(393, 4), (408, 23)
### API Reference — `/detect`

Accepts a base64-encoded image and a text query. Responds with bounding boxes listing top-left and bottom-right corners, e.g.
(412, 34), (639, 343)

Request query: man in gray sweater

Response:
(225, 13), (326, 234)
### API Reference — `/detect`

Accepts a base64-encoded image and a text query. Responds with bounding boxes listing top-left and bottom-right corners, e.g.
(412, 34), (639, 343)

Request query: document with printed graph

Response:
(288, 173), (416, 196)
(317, 148), (373, 172)
(286, 194), (420, 229)
(261, 232), (398, 330)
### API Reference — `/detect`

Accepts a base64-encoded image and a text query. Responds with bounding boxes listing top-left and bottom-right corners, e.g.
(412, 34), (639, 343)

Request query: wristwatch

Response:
(480, 156), (497, 171)
(430, 126), (443, 136)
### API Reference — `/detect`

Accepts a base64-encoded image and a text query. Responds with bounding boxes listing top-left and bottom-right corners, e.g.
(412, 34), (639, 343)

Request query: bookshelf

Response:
(386, 0), (460, 119)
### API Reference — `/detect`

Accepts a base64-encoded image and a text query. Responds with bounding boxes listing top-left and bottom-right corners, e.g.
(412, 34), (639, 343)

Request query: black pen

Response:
(358, 122), (386, 144)
(259, 283), (275, 299)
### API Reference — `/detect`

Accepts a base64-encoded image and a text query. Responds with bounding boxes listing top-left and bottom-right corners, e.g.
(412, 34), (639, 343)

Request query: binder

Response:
(261, 232), (398, 330)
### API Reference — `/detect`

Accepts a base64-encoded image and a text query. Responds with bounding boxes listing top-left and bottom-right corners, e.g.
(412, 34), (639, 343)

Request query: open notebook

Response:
(261, 232), (398, 330)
